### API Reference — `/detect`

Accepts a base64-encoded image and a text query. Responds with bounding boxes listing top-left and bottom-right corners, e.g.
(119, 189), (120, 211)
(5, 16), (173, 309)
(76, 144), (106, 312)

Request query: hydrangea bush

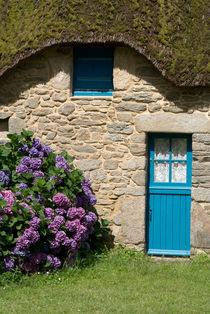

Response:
(0, 130), (101, 272)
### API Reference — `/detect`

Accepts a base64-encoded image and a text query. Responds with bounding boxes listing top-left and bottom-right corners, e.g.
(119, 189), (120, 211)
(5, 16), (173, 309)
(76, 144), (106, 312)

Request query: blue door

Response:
(147, 134), (192, 256)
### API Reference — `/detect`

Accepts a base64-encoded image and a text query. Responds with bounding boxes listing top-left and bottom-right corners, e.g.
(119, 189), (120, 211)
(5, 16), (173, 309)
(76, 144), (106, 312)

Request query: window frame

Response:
(73, 47), (114, 96)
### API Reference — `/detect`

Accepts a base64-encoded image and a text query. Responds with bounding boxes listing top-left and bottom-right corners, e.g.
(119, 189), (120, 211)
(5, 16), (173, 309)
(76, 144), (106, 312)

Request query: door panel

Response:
(147, 134), (192, 256)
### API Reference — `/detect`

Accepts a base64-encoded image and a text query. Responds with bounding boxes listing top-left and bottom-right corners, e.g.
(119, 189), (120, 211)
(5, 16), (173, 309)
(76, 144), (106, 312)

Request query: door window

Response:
(150, 135), (191, 186)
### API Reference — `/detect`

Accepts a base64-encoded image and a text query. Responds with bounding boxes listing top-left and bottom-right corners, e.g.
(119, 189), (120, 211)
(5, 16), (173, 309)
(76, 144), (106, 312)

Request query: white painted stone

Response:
(135, 113), (210, 133)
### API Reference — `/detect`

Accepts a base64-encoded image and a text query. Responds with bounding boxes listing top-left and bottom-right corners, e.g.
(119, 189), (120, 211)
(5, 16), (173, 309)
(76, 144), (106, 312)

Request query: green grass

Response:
(0, 249), (210, 314)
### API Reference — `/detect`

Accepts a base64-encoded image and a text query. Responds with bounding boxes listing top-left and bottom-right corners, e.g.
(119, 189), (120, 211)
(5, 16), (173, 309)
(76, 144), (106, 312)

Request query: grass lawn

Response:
(0, 249), (209, 314)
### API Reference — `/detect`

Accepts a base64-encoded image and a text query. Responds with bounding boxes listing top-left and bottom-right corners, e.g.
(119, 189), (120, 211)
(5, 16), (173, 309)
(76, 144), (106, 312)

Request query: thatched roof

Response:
(0, 0), (209, 86)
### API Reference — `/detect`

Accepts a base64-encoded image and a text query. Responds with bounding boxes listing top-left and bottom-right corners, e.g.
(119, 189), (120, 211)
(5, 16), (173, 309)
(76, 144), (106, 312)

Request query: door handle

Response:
(149, 208), (152, 221)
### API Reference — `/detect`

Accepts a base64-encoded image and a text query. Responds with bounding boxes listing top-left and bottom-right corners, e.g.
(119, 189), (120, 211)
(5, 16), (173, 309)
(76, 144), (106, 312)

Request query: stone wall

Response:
(0, 46), (209, 253)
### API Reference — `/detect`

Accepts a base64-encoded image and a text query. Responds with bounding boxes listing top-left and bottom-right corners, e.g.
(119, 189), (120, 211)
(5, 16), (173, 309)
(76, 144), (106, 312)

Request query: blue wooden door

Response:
(147, 134), (192, 256)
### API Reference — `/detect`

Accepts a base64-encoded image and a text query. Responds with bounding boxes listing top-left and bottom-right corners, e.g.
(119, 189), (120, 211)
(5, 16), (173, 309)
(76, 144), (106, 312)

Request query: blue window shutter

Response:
(73, 47), (113, 95)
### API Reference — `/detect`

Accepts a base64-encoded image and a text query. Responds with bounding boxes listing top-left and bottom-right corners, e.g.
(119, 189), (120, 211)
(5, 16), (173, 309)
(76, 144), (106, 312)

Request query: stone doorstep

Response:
(150, 256), (191, 263)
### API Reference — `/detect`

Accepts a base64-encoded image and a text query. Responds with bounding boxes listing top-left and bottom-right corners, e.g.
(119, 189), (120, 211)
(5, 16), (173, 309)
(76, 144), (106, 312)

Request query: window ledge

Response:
(70, 95), (113, 101)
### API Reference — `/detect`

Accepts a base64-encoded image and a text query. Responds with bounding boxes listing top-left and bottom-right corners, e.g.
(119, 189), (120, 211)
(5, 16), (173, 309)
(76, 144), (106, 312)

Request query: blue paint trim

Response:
(149, 189), (191, 195)
(148, 249), (190, 256)
(73, 91), (113, 96)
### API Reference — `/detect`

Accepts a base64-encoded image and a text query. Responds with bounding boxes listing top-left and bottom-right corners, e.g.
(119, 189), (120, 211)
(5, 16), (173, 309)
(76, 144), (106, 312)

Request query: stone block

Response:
(0, 112), (12, 119)
(113, 47), (135, 90)
(33, 108), (52, 116)
(131, 170), (146, 186)
(52, 93), (67, 102)
(120, 197), (145, 244)
(129, 144), (146, 156)
(49, 56), (72, 90)
(122, 93), (162, 103)
(91, 169), (107, 183)
(58, 103), (75, 116)
(193, 134), (210, 144)
(104, 160), (119, 170)
(117, 113), (132, 122)
(120, 158), (145, 170)
(116, 102), (146, 113)
(75, 160), (102, 171)
(24, 96), (40, 109)
(135, 113), (210, 133)
(192, 188), (210, 202)
(9, 118), (24, 134)
(115, 187), (145, 196)
(57, 126), (75, 138)
(191, 201), (210, 248)
(130, 133), (146, 143)
(40, 101), (54, 107)
(107, 123), (133, 135)
(35, 89), (49, 95)
(148, 103), (161, 113)
(104, 134), (123, 142)
(46, 132), (56, 140)
(72, 145), (97, 153)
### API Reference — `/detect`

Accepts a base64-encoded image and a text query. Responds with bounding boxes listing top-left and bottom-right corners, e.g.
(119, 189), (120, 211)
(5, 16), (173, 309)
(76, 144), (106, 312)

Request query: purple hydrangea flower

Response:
(16, 164), (31, 175)
(50, 240), (60, 249)
(30, 158), (42, 170)
(56, 155), (69, 172)
(29, 252), (47, 265)
(0, 170), (10, 186)
(44, 207), (54, 220)
(62, 236), (71, 247)
(29, 147), (39, 157)
(32, 139), (42, 150)
(16, 237), (31, 249)
(67, 207), (78, 220)
(33, 171), (45, 179)
(52, 193), (71, 208)
(46, 254), (61, 269)
(52, 257), (61, 269)
(55, 230), (66, 243)
(24, 228), (40, 243)
(18, 144), (29, 153)
(4, 256), (15, 270)
(41, 145), (52, 157)
(21, 157), (31, 166)
(82, 178), (92, 196)
(87, 212), (97, 224)
(65, 219), (80, 232)
(48, 215), (65, 232)
(11, 247), (26, 256)
(55, 208), (66, 215)
(18, 183), (28, 190)
(89, 194), (97, 205)
(29, 217), (41, 230)
(68, 238), (78, 252)
(77, 207), (86, 219)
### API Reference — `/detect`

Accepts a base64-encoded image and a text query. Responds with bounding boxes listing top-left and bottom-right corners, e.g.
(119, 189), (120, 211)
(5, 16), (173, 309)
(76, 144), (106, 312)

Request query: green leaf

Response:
(2, 215), (8, 223)
(16, 224), (23, 230)
(21, 129), (34, 138)
(0, 199), (8, 207)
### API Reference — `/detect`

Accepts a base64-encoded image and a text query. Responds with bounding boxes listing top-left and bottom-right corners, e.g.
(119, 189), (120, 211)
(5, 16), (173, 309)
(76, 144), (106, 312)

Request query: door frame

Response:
(146, 133), (192, 256)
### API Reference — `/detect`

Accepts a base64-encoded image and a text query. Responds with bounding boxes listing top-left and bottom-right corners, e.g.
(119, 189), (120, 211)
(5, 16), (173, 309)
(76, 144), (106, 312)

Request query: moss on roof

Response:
(0, 0), (209, 86)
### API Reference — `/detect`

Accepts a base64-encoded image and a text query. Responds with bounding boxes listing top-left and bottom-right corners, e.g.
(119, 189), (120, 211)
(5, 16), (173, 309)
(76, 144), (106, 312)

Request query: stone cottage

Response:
(0, 0), (209, 256)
